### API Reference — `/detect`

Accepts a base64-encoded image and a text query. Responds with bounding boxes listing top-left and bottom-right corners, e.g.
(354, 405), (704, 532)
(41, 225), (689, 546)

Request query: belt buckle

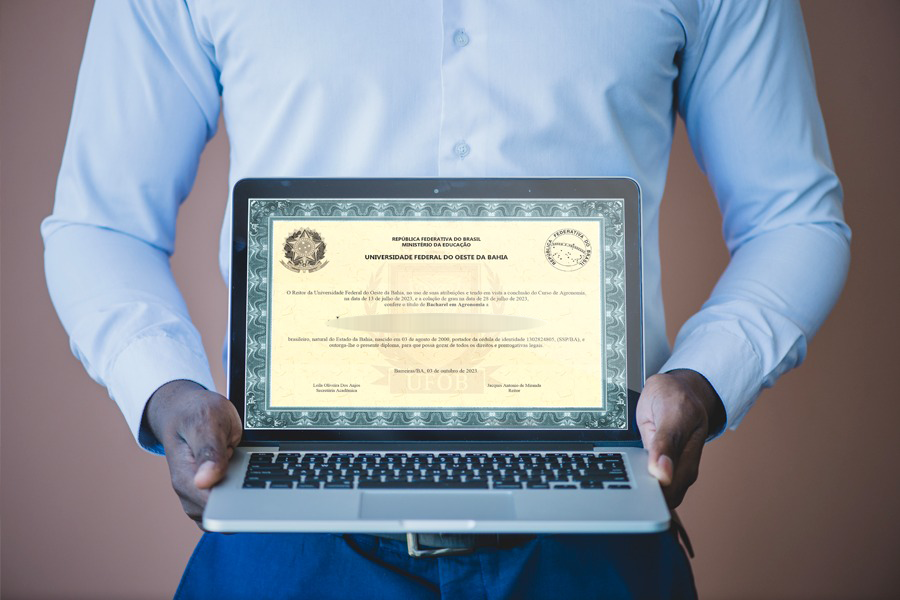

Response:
(406, 533), (477, 558)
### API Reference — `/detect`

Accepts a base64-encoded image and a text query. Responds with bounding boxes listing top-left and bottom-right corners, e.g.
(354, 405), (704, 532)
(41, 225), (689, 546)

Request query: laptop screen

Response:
(230, 179), (642, 443)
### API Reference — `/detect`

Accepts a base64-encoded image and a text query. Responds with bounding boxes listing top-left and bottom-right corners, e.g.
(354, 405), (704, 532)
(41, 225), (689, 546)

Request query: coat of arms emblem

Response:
(281, 228), (328, 273)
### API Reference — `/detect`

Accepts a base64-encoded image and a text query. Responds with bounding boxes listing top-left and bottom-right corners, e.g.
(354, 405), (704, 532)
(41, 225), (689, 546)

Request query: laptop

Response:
(204, 177), (669, 539)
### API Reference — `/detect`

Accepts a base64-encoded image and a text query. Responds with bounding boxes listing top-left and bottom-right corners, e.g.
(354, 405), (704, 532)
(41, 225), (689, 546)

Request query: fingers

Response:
(178, 492), (206, 523)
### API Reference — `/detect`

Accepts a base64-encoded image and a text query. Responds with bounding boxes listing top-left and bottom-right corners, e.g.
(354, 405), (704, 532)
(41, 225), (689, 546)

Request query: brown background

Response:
(1, 1), (898, 598)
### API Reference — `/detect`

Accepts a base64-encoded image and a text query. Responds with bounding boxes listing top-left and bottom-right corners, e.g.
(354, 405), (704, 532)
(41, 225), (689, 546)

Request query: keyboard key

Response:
(580, 481), (605, 489)
(357, 480), (488, 489)
(408, 476), (437, 483)
(242, 481), (266, 488)
(574, 472), (629, 482)
(263, 475), (303, 483)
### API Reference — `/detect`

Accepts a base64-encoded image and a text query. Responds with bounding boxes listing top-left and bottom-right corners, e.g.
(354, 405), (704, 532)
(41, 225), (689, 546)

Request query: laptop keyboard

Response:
(242, 452), (631, 490)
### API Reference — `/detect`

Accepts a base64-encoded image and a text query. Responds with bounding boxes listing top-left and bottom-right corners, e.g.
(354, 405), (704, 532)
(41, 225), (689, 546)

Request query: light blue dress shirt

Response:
(44, 0), (850, 451)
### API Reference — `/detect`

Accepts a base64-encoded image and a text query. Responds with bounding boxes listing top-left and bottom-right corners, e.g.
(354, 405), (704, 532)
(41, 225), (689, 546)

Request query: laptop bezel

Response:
(229, 178), (643, 444)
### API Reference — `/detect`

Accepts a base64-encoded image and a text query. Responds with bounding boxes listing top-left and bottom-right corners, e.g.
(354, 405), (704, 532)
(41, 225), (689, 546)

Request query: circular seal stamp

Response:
(281, 228), (328, 273)
(544, 229), (592, 271)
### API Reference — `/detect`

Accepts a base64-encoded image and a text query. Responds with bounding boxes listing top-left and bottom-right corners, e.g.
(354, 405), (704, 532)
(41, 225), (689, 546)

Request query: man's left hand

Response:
(637, 369), (725, 508)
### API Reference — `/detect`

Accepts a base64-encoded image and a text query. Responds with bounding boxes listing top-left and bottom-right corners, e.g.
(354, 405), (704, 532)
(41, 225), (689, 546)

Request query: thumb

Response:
(183, 419), (234, 490)
(647, 446), (675, 486)
(642, 413), (685, 487)
(194, 454), (232, 490)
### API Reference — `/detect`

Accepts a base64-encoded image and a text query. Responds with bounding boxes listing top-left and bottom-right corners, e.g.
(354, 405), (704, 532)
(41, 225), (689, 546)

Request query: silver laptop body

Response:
(204, 178), (669, 534)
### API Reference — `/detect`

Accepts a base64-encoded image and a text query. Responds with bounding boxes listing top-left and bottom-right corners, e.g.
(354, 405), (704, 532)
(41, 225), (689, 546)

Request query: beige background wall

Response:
(1, 1), (898, 598)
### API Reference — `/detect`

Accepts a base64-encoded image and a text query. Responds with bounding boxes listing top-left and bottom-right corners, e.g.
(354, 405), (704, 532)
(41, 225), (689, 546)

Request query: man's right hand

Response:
(146, 380), (243, 525)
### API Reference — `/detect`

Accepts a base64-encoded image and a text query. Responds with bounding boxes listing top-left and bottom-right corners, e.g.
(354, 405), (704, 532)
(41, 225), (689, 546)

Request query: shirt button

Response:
(453, 29), (470, 47)
(454, 141), (471, 159)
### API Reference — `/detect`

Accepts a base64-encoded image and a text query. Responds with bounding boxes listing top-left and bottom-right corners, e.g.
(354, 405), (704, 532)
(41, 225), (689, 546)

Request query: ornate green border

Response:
(245, 199), (627, 429)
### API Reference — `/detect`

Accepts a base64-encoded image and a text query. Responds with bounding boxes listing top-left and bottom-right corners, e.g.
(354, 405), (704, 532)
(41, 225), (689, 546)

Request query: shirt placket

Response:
(438, 0), (489, 176)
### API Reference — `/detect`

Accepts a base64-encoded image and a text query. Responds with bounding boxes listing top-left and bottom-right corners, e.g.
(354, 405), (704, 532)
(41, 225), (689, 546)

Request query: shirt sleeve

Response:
(660, 0), (851, 433)
(42, 0), (221, 453)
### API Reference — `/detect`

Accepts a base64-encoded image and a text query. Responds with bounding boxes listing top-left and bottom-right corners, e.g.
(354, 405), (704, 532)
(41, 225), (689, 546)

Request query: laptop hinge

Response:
(276, 442), (596, 451)
(593, 440), (643, 448)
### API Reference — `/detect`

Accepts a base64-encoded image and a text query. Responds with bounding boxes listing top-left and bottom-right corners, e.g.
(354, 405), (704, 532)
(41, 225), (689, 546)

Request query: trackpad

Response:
(360, 492), (515, 520)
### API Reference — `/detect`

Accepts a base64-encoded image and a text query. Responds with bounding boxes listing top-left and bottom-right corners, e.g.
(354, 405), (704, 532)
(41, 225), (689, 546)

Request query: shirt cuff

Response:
(659, 326), (763, 437)
(106, 335), (216, 454)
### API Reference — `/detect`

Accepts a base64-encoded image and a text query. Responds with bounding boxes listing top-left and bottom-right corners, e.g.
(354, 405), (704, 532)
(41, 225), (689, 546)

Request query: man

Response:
(44, 1), (849, 598)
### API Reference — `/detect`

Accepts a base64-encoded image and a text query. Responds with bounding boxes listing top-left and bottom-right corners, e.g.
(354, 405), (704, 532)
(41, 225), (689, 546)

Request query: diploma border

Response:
(244, 199), (627, 430)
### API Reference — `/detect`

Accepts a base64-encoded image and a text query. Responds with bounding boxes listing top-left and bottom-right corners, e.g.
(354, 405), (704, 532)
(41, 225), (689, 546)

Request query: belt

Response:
(374, 533), (537, 557)
(372, 511), (692, 559)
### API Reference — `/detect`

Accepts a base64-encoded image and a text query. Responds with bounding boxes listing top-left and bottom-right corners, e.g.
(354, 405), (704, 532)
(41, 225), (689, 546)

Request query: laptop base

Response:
(204, 447), (669, 534)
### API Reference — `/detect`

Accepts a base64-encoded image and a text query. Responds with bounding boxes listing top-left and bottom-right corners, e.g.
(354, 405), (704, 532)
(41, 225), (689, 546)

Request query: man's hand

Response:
(146, 380), (242, 524)
(637, 370), (725, 508)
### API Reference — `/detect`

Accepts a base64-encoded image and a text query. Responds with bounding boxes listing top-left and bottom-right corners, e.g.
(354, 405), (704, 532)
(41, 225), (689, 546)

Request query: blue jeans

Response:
(175, 532), (696, 599)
